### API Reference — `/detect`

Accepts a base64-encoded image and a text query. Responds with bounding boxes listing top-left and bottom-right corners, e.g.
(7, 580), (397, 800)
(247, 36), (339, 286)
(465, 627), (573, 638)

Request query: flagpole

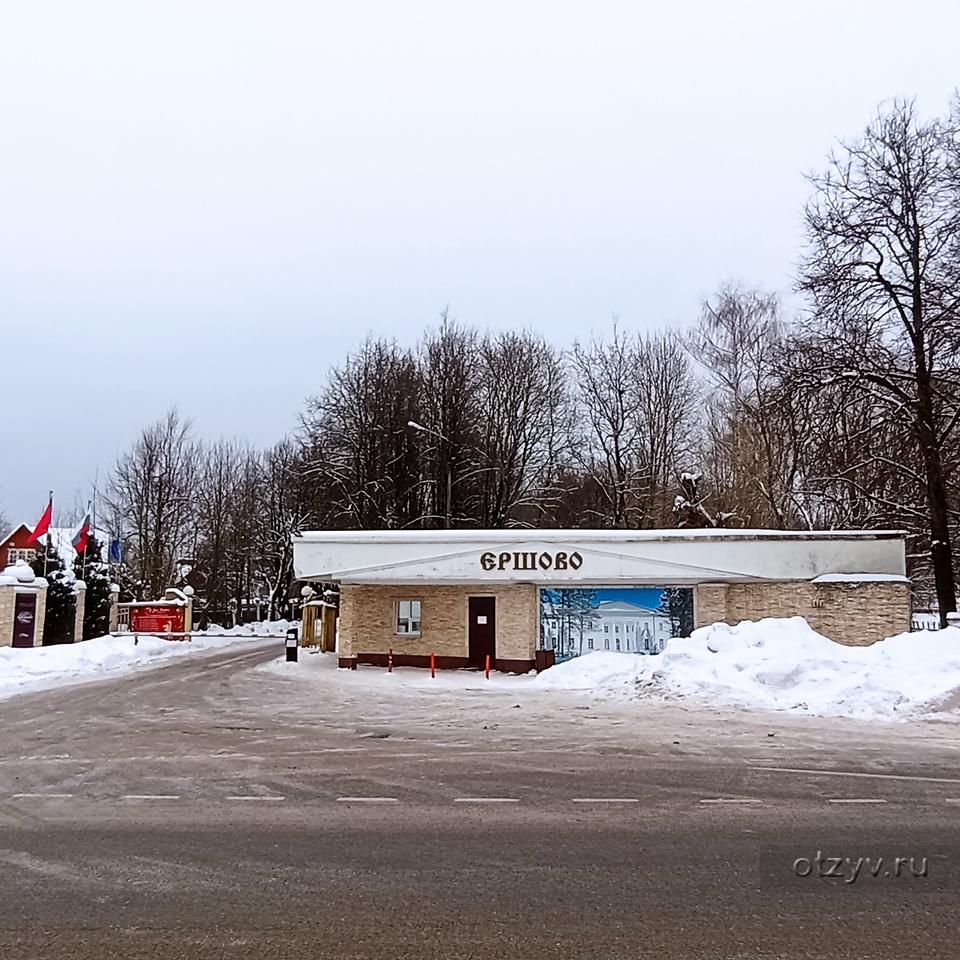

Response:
(43, 490), (52, 578)
(82, 500), (91, 581)
(91, 471), (98, 577)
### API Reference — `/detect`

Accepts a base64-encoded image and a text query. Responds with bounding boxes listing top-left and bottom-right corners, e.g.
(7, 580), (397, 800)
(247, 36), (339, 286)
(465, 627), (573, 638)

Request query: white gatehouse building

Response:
(291, 529), (911, 673)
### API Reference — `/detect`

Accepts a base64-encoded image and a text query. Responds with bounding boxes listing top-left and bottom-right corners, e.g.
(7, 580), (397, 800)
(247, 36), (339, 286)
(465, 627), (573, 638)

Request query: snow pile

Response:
(532, 651), (651, 693)
(199, 619), (294, 637)
(0, 632), (269, 702)
(535, 617), (960, 720)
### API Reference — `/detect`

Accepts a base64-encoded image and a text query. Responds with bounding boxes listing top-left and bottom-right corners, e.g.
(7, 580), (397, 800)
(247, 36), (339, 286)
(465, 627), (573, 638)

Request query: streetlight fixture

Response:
(407, 421), (452, 529)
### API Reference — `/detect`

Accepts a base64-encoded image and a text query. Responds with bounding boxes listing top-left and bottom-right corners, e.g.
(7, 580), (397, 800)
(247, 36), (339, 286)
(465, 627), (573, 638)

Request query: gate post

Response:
(0, 562), (48, 648)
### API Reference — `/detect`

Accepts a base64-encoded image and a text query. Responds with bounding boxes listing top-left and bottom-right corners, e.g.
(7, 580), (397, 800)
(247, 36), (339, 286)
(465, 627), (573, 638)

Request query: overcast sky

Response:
(2, 1), (958, 524)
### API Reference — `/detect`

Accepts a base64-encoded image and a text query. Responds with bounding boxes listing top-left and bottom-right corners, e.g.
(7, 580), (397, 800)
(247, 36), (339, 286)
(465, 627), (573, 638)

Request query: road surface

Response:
(0, 640), (958, 959)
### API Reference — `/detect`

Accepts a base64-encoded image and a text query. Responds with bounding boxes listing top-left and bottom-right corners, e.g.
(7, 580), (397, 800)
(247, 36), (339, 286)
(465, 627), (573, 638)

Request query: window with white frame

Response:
(7, 548), (35, 565)
(615, 638), (621, 651)
(395, 599), (422, 635)
(587, 638), (594, 650)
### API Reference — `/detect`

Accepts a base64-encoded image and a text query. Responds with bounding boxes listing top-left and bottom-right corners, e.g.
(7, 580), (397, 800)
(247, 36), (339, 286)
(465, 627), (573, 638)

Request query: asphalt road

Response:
(1, 640), (959, 959)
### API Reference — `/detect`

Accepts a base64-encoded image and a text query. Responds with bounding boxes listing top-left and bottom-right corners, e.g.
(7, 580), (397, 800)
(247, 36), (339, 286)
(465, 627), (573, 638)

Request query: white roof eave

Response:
(293, 527), (907, 545)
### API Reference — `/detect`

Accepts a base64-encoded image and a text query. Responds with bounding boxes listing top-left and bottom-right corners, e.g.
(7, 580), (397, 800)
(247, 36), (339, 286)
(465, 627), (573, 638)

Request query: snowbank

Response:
(535, 617), (960, 721)
(532, 651), (651, 693)
(198, 619), (294, 637)
(0, 631), (274, 703)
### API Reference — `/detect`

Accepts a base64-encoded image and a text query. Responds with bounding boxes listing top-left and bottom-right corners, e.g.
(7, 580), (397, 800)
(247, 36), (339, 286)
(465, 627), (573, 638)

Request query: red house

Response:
(2, 525), (38, 568)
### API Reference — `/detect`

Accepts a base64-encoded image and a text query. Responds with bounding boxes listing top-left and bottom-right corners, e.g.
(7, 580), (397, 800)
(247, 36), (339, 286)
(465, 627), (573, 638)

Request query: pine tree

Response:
(73, 534), (112, 640)
(659, 588), (694, 638)
(30, 541), (77, 645)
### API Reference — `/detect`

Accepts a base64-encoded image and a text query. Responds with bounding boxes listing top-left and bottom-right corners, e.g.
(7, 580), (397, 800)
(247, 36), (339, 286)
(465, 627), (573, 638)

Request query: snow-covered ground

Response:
(0, 627), (284, 703)
(265, 617), (960, 723)
(262, 648), (534, 694)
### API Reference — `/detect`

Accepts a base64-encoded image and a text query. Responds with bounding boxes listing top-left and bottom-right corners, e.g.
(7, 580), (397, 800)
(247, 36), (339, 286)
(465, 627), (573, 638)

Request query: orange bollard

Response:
(388, 648), (393, 673)
(430, 651), (436, 678)
(485, 654), (491, 679)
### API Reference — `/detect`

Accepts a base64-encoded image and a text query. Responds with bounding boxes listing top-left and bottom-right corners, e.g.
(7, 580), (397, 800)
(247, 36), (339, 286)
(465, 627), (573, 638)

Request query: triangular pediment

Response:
(325, 539), (751, 584)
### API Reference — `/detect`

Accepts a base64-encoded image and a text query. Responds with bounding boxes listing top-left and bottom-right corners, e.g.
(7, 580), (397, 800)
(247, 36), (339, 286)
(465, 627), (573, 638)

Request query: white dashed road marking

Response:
(10, 793), (74, 799)
(336, 797), (399, 803)
(827, 798), (887, 805)
(121, 794), (181, 800)
(751, 765), (960, 785)
(571, 798), (641, 804)
(699, 798), (763, 804)
(453, 797), (520, 803)
(226, 795), (285, 801)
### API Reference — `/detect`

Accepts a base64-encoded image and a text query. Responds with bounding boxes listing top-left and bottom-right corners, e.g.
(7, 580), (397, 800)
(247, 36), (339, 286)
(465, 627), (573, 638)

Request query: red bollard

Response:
(485, 654), (490, 679)
(430, 651), (436, 678)
(388, 648), (393, 673)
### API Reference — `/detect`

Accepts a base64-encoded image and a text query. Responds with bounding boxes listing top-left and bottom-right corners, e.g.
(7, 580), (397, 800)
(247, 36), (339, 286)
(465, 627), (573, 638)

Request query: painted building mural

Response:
(539, 587), (694, 658)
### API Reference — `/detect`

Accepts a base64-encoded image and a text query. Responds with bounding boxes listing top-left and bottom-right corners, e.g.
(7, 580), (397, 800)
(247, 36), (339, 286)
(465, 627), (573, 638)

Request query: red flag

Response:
(72, 512), (91, 554)
(27, 494), (53, 545)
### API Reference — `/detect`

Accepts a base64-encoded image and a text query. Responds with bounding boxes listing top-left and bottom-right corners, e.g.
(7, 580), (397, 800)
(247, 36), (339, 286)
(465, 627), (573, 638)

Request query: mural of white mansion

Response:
(583, 599), (672, 654)
(542, 596), (673, 656)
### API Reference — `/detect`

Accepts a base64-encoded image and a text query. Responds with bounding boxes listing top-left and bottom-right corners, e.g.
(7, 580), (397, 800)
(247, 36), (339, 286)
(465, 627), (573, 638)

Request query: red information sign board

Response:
(130, 604), (186, 634)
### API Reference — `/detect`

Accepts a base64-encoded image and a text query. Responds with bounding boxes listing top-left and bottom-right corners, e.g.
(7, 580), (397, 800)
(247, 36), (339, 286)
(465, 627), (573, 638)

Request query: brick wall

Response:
(810, 581), (912, 646)
(36, 586), (47, 643)
(0, 590), (12, 646)
(693, 584), (727, 629)
(339, 583), (539, 661)
(693, 580), (911, 646)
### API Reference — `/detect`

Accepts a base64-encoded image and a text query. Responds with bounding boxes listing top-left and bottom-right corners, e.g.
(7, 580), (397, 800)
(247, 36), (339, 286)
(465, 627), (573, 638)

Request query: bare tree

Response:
(192, 438), (249, 620)
(570, 326), (697, 528)
(302, 337), (423, 529)
(800, 99), (960, 621)
(691, 286), (812, 528)
(417, 315), (483, 527)
(107, 409), (196, 599)
(569, 325), (642, 527)
(475, 331), (569, 526)
(253, 440), (315, 619)
(634, 331), (698, 526)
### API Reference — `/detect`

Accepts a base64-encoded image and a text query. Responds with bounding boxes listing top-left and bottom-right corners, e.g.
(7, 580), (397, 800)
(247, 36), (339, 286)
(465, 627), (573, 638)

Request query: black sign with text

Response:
(12, 592), (37, 648)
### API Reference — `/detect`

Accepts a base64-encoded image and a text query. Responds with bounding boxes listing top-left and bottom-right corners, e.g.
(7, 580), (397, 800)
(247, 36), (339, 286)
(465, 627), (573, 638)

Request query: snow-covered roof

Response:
(295, 528), (906, 544)
(44, 526), (108, 570)
(811, 573), (910, 584)
(596, 599), (664, 616)
(1, 524), (31, 544)
(294, 528), (907, 585)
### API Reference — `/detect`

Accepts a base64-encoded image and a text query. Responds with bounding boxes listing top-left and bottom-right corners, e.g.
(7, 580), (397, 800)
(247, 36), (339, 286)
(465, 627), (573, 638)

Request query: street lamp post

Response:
(407, 421), (452, 529)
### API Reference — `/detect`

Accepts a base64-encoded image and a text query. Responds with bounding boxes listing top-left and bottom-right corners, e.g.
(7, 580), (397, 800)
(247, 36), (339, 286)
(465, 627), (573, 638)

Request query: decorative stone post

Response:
(108, 583), (121, 632)
(183, 585), (194, 633)
(0, 561), (49, 648)
(73, 580), (87, 643)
